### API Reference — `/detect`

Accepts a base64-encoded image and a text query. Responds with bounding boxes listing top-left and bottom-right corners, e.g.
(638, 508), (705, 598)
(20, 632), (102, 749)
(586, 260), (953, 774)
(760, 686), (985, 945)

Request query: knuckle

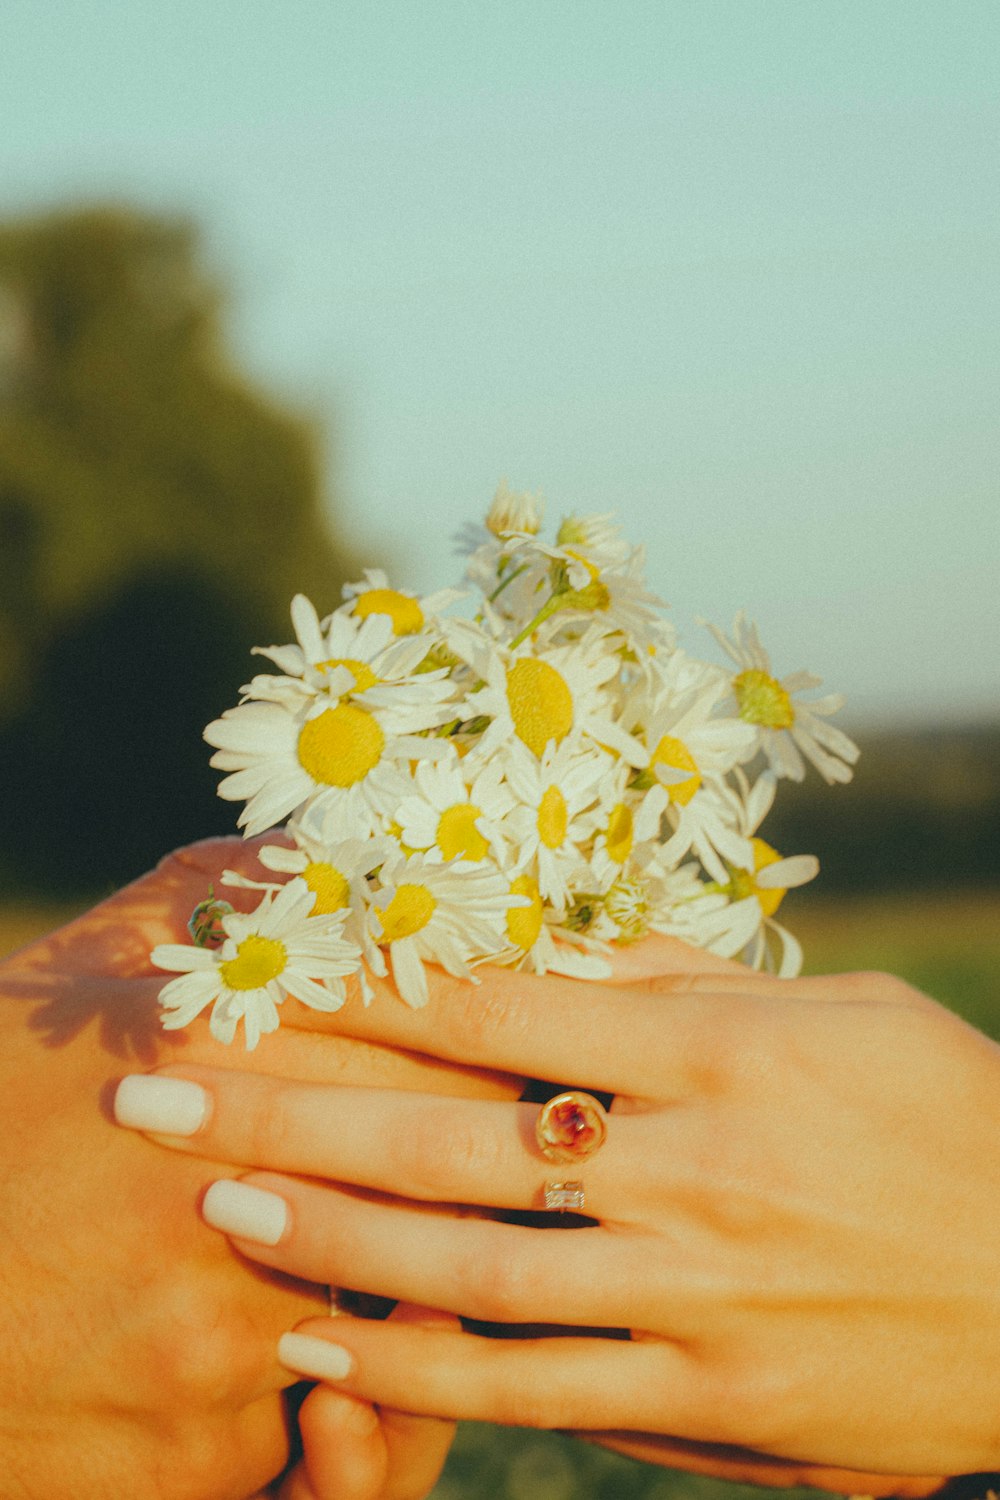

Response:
(440, 980), (533, 1063)
(398, 1105), (499, 1200)
(152, 1279), (262, 1406)
(242, 1080), (295, 1166)
(148, 1419), (237, 1500)
(688, 1008), (778, 1094)
(843, 969), (915, 1005)
(682, 1136), (769, 1239)
(463, 1242), (546, 1324)
(157, 837), (241, 881)
(633, 970), (697, 1001)
(702, 1358), (797, 1450)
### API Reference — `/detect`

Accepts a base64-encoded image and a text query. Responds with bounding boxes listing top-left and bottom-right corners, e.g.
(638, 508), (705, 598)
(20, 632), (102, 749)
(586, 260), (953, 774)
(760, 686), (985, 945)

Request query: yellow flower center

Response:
(219, 934), (287, 991)
(436, 803), (488, 861)
(734, 669), (795, 729)
(379, 883), (436, 941)
(537, 784), (568, 848)
(302, 860), (351, 914)
(506, 658), (574, 757)
(297, 705), (385, 786)
(352, 588), (424, 636)
(727, 837), (787, 917)
(651, 735), (702, 806)
(605, 877), (649, 941)
(507, 874), (543, 950)
(605, 802), (633, 864)
(316, 657), (379, 693)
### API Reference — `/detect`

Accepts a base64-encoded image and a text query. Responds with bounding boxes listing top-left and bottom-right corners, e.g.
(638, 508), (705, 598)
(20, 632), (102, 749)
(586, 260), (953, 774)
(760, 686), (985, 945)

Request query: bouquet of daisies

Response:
(151, 483), (859, 1048)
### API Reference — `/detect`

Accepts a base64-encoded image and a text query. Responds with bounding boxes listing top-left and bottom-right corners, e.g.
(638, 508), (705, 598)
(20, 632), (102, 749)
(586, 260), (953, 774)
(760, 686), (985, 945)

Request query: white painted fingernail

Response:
(278, 1331), (354, 1382)
(202, 1180), (288, 1246)
(114, 1075), (208, 1136)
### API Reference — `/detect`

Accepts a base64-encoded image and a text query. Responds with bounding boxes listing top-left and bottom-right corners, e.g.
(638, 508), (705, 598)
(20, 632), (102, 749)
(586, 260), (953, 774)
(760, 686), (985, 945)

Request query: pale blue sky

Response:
(3, 1), (998, 726)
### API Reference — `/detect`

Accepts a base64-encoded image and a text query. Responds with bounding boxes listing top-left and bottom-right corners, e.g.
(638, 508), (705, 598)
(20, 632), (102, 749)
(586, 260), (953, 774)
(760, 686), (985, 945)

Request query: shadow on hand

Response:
(3, 836), (261, 1060)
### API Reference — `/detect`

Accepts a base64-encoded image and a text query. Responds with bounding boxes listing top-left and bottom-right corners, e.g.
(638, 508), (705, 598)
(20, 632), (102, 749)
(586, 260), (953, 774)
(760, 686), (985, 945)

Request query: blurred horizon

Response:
(3, 1), (998, 732)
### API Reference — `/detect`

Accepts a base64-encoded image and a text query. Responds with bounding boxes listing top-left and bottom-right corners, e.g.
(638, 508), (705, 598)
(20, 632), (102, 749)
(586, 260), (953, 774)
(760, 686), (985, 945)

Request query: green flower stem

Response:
(487, 563), (529, 604)
(507, 592), (569, 650)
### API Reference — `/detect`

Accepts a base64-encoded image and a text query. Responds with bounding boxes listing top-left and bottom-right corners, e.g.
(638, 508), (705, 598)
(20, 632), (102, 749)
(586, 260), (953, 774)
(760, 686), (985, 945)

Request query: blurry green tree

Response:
(0, 204), (359, 895)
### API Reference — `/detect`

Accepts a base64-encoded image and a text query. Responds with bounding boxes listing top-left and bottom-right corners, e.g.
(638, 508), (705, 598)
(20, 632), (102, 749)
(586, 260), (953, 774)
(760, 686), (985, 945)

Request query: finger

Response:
(587, 1433), (946, 1497)
(376, 1406), (455, 1500)
(125, 1068), (657, 1214)
(280, 1302), (459, 1500)
(157, 1014), (521, 1098)
(288, 955), (894, 1104)
(203, 1173), (650, 1328)
(605, 932), (749, 981)
(280, 1388), (388, 1500)
(376, 1303), (459, 1500)
(276, 1317), (708, 1438)
(288, 961), (749, 1098)
(230, 1390), (315, 1500)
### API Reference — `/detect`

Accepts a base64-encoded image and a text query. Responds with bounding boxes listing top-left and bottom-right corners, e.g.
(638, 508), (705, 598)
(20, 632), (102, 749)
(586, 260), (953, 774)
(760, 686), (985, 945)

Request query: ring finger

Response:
(116, 1069), (660, 1218)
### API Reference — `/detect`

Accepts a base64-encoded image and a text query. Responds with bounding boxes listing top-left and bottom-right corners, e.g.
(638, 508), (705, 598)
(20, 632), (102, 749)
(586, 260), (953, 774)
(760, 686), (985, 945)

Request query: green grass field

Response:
(3, 890), (997, 1498)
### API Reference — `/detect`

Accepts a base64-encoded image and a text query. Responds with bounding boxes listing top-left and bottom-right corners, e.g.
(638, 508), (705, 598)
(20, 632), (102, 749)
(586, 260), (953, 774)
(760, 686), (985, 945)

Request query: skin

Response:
(124, 940), (1000, 1494)
(0, 837), (518, 1500)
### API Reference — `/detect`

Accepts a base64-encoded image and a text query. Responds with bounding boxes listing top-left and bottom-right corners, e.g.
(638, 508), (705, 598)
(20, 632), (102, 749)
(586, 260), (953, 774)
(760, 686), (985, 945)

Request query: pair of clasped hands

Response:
(3, 837), (999, 1500)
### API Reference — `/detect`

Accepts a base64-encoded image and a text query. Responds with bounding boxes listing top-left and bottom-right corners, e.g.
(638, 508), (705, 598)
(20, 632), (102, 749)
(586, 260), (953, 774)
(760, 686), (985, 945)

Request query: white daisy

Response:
(204, 693), (450, 838)
(369, 851), (518, 1007)
(559, 834), (706, 947)
(494, 872), (613, 979)
(456, 626), (646, 768)
(568, 545), (670, 649)
(254, 818), (393, 1001)
(152, 877), (361, 1050)
(245, 595), (456, 731)
(681, 772), (819, 975)
(584, 755), (645, 891)
(514, 511), (633, 581)
(704, 611), (860, 784)
(503, 738), (611, 913)
(394, 748), (515, 865)
(480, 514), (664, 651)
(341, 567), (463, 638)
(627, 669), (758, 883)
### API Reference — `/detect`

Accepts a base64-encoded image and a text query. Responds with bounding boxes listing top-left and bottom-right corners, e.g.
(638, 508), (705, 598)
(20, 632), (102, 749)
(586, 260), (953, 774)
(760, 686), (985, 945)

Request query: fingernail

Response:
(202, 1179), (288, 1246)
(278, 1330), (354, 1382)
(114, 1074), (208, 1136)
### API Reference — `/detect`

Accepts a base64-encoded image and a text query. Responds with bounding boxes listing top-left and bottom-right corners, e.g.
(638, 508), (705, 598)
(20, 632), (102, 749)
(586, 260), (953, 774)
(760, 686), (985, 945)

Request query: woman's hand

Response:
(0, 837), (516, 1499)
(118, 945), (1000, 1490)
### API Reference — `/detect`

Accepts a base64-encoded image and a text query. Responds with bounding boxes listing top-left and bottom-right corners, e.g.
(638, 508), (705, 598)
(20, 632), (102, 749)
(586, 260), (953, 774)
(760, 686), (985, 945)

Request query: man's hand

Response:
(0, 838), (518, 1499)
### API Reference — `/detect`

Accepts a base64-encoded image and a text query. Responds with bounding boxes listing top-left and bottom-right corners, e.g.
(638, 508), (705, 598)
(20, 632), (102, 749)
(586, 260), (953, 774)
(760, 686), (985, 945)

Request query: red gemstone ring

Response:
(535, 1090), (608, 1212)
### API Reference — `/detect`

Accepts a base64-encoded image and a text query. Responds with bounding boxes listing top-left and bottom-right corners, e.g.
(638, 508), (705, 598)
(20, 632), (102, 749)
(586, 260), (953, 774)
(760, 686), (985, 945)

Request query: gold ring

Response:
(535, 1090), (608, 1164)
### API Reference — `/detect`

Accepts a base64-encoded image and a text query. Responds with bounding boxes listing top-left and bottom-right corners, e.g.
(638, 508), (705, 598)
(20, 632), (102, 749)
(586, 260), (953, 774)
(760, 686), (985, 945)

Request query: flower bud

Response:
(486, 479), (542, 537)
